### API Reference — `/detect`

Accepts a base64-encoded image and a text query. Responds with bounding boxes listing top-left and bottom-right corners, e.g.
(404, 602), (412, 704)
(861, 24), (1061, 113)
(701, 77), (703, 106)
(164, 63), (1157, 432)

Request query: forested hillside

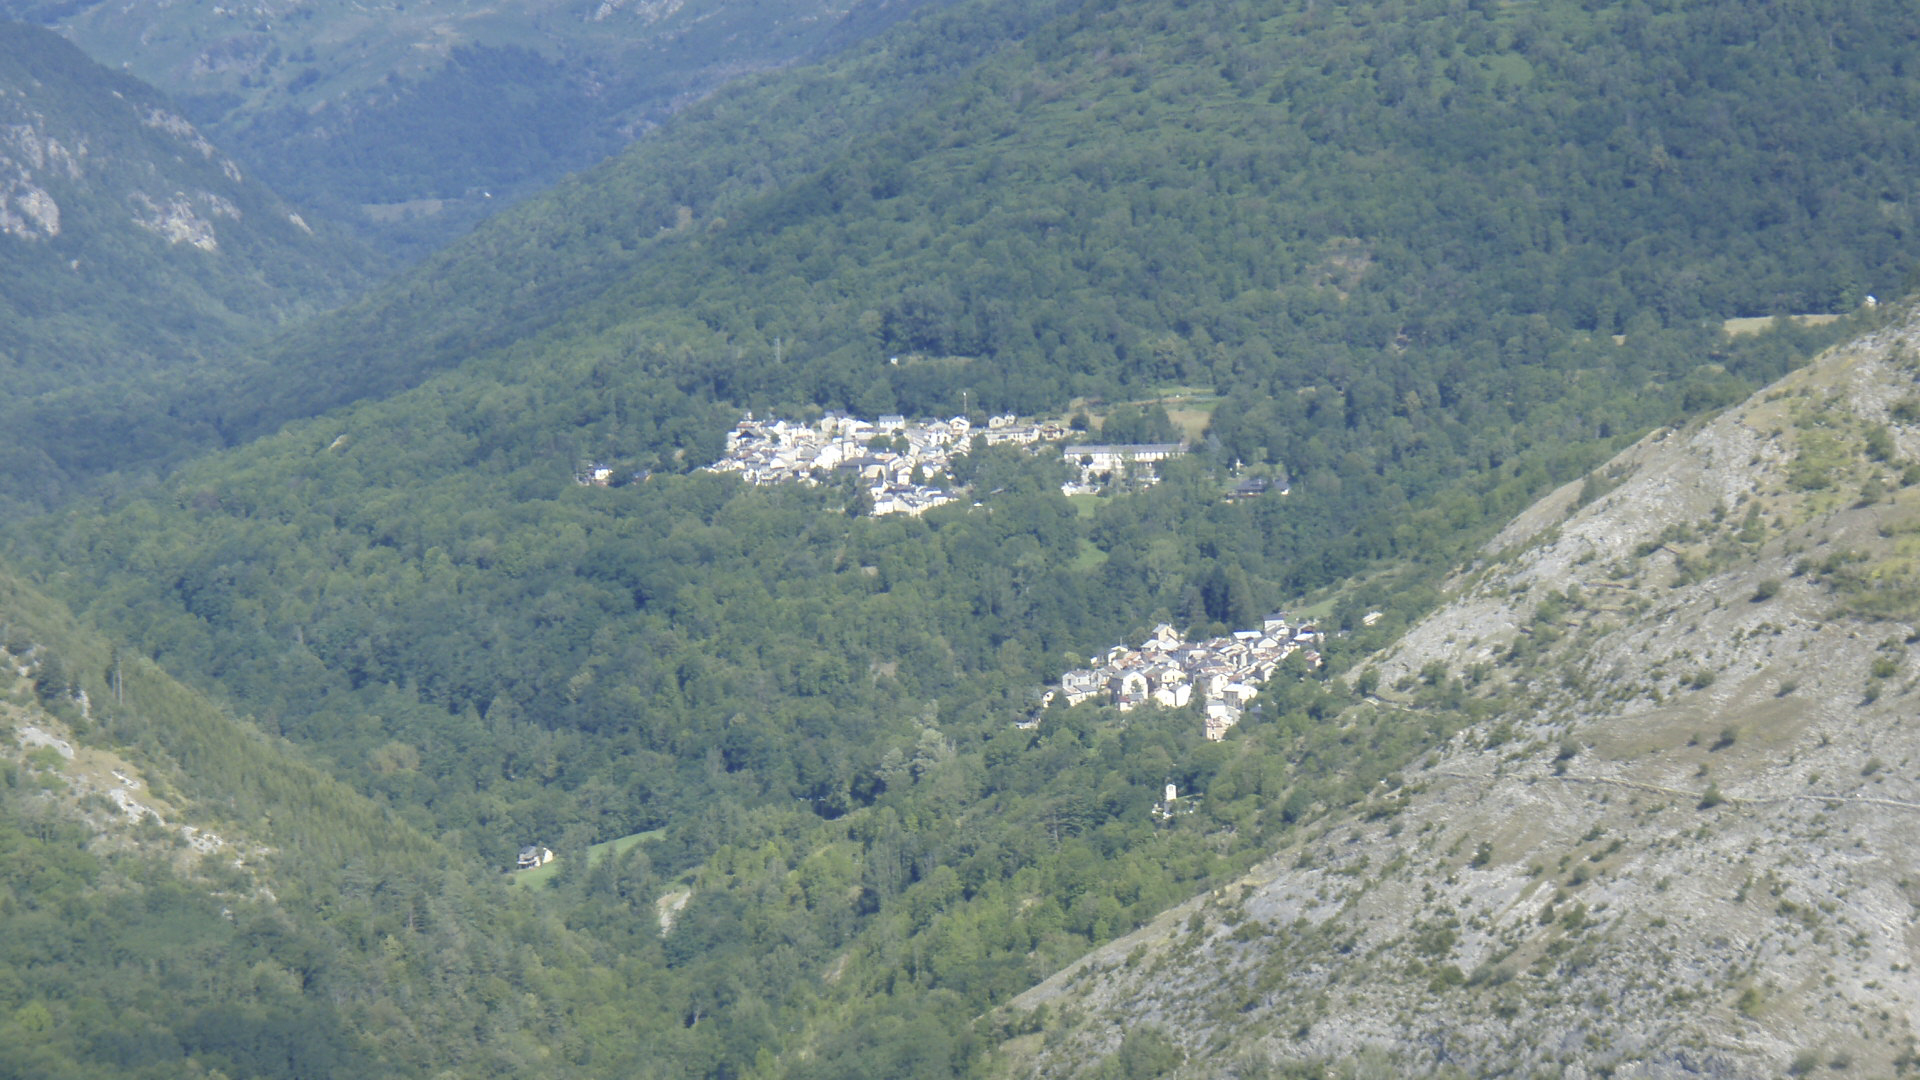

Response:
(0, 23), (374, 513)
(8, 0), (1920, 1075)
(177, 0), (1916, 589)
(13, 428), (1476, 1077)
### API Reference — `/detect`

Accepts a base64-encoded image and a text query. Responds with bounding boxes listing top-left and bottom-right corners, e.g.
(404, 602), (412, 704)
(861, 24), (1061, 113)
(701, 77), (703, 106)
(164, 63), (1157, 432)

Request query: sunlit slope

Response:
(996, 302), (1920, 1079)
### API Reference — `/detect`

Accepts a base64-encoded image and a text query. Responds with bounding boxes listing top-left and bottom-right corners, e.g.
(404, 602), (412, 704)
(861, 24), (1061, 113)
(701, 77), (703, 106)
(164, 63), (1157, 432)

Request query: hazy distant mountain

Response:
(0, 22), (373, 510)
(2, 0), (949, 254)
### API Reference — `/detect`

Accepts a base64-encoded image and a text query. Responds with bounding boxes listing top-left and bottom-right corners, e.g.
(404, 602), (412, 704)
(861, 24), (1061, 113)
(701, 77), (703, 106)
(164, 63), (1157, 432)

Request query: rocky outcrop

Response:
(128, 189), (241, 251)
(0, 114), (82, 239)
(0, 43), (284, 252)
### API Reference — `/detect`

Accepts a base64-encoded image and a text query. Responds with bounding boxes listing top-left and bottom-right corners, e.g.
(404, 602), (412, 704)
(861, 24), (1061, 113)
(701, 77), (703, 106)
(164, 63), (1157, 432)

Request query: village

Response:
(689, 411), (1188, 515)
(534, 419), (1320, 874)
(697, 410), (1317, 741)
(1040, 614), (1324, 741)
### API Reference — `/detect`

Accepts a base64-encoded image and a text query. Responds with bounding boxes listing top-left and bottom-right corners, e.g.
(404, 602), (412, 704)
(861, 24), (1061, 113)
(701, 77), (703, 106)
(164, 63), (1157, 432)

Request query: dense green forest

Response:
(6, 0), (1920, 1074)
(163, 0), (1911, 554)
(1, 451), (1488, 1079)
(219, 0), (1912, 408)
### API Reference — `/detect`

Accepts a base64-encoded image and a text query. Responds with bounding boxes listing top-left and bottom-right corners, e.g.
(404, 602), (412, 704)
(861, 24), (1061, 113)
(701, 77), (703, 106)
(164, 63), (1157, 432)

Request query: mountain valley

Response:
(0, 22), (373, 512)
(8, 0), (1920, 1076)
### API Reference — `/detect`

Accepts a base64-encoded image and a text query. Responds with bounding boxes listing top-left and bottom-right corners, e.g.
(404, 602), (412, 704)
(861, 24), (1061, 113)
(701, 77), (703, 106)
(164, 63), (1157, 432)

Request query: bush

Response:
(1866, 424), (1897, 462)
(1426, 964), (1466, 992)
(1094, 1026), (1183, 1080)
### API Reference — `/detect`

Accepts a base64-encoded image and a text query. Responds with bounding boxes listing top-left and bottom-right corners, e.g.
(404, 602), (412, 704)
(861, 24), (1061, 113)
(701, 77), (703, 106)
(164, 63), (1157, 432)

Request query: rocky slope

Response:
(992, 307), (1920, 1078)
(2, 647), (268, 887)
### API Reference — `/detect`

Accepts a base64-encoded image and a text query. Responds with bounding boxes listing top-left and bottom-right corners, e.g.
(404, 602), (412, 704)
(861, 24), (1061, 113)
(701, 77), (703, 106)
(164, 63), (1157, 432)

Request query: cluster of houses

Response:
(576, 409), (1210, 511)
(701, 411), (1187, 515)
(703, 411), (1071, 515)
(1041, 615), (1323, 740)
(1224, 473), (1288, 502)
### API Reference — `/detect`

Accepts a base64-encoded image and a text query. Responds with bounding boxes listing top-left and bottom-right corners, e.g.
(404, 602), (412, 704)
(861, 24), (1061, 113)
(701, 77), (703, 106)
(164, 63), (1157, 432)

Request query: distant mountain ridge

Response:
(1, 0), (955, 252)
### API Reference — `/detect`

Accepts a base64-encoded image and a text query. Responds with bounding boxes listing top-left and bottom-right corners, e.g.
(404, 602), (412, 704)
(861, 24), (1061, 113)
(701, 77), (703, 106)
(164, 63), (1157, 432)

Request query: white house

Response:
(1203, 703), (1242, 740)
(1062, 442), (1186, 473)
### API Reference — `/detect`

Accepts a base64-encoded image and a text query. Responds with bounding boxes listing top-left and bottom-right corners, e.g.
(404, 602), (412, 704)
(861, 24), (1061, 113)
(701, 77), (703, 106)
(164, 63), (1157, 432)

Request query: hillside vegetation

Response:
(0, 567), (681, 1079)
(160, 0), (1913, 589)
(16, 403), (1470, 1075)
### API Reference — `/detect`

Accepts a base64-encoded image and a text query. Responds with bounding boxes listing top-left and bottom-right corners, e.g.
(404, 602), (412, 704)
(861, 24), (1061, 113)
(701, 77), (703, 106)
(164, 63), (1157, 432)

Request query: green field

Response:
(1069, 536), (1108, 571)
(1066, 493), (1102, 519)
(1291, 596), (1338, 622)
(508, 828), (661, 888)
(1145, 385), (1219, 400)
(1723, 313), (1841, 337)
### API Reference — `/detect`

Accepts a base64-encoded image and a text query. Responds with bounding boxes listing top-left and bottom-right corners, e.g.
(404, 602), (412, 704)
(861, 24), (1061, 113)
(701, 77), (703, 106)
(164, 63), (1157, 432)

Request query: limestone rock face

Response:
(0, 54), (265, 252)
(0, 105), (81, 239)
